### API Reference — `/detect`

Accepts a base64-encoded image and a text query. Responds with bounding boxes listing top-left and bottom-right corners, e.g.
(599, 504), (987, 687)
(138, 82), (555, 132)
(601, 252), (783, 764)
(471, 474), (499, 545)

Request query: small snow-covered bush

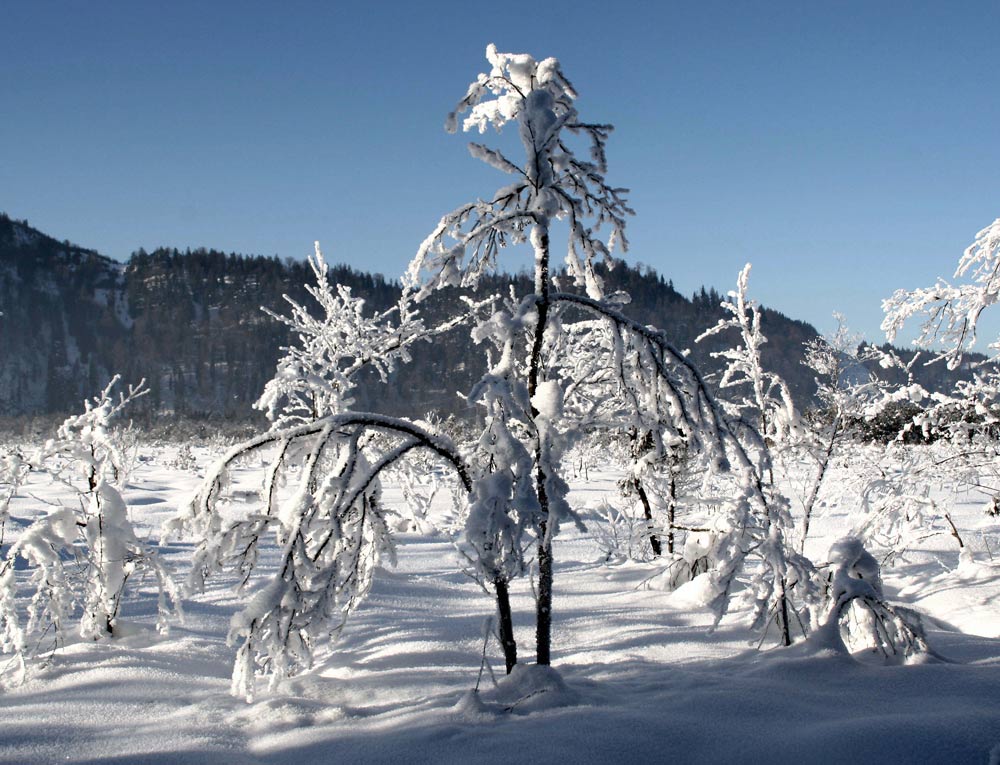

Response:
(591, 500), (656, 563)
(167, 443), (198, 473)
(0, 378), (180, 677)
(815, 537), (929, 661)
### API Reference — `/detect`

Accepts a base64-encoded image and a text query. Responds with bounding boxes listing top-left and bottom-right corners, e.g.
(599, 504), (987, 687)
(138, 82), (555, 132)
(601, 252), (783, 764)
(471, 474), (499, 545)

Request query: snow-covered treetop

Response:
(882, 217), (1000, 369)
(697, 264), (798, 446)
(406, 44), (633, 301)
(256, 243), (430, 428)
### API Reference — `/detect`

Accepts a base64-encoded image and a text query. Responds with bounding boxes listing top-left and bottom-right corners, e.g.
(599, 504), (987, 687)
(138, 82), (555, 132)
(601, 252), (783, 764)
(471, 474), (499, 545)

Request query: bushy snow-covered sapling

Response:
(0, 377), (179, 676)
(173, 244), (486, 697)
(697, 264), (816, 645)
(178, 413), (472, 700)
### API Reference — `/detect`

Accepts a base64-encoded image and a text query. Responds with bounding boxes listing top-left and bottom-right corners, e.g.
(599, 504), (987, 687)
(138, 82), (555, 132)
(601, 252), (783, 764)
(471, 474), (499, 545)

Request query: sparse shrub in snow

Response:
(107, 420), (142, 485)
(167, 443), (198, 472)
(796, 315), (876, 548)
(853, 447), (949, 564)
(591, 499), (653, 563)
(589, 429), (705, 564)
(793, 320), (927, 550)
(0, 377), (179, 678)
(0, 447), (32, 547)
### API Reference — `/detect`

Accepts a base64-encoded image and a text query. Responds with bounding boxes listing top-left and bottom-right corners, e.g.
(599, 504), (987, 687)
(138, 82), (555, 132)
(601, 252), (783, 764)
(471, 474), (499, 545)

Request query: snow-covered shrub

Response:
(0, 378), (179, 676)
(171, 245), (483, 699)
(856, 456), (945, 565)
(176, 414), (470, 700)
(107, 420), (142, 485)
(591, 500), (656, 563)
(696, 264), (817, 645)
(814, 537), (929, 661)
(796, 315), (874, 548)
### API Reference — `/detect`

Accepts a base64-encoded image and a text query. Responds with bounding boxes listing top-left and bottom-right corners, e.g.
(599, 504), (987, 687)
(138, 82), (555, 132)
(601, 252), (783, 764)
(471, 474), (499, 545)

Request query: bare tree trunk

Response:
(666, 474), (676, 555)
(777, 577), (791, 647)
(494, 577), (517, 673)
(536, 520), (553, 665)
(801, 415), (840, 552)
(636, 481), (662, 557)
(528, 220), (554, 666)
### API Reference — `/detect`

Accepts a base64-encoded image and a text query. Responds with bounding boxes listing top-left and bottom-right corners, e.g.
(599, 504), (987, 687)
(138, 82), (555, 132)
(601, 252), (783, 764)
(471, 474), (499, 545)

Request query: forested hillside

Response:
(0, 213), (978, 423)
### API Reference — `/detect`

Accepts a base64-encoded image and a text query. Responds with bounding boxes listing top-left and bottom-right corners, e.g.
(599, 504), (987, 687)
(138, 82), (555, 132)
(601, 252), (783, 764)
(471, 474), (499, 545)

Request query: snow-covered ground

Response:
(2, 443), (1000, 764)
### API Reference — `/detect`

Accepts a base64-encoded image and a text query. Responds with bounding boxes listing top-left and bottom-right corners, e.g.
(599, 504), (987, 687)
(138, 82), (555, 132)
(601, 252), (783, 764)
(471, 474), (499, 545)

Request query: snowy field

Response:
(3, 442), (1000, 764)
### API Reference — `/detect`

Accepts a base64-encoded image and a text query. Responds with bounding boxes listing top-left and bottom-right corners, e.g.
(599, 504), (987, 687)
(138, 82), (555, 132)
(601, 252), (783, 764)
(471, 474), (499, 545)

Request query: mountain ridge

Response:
(0, 212), (978, 423)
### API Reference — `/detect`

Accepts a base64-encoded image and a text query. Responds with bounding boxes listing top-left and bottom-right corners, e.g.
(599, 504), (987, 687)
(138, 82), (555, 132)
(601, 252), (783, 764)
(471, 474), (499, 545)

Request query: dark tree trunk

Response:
(535, 521), (553, 665)
(494, 577), (518, 673)
(777, 579), (792, 647)
(666, 474), (677, 555)
(636, 481), (662, 557)
(528, 221), (554, 666)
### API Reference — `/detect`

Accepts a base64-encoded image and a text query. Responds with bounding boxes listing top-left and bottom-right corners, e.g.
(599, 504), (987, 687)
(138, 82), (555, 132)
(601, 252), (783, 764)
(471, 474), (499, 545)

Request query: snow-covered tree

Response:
(180, 46), (828, 696)
(697, 264), (798, 458)
(0, 378), (178, 677)
(410, 46), (799, 662)
(877, 215), (1000, 557)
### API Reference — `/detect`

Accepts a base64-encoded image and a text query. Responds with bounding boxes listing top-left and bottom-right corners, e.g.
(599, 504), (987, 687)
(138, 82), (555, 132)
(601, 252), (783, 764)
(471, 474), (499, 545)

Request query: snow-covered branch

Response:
(173, 412), (470, 699)
(883, 217), (1000, 368)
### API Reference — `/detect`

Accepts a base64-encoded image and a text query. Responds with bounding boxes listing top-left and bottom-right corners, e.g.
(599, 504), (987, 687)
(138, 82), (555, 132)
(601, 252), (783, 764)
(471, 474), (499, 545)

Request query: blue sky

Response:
(2, 1), (998, 344)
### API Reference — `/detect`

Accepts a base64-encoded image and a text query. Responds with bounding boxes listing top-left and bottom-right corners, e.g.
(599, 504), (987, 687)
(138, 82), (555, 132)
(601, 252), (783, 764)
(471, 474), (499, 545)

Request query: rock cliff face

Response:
(5, 212), (967, 424)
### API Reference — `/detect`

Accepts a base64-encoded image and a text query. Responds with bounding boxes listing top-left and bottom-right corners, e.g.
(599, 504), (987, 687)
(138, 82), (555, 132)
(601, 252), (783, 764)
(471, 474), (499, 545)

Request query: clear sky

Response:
(2, 1), (998, 344)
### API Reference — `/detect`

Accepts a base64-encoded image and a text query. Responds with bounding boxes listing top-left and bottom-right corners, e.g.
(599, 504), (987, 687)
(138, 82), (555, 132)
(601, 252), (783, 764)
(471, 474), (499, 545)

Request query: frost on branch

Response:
(0, 378), (179, 677)
(882, 217), (1000, 368)
(691, 265), (816, 645)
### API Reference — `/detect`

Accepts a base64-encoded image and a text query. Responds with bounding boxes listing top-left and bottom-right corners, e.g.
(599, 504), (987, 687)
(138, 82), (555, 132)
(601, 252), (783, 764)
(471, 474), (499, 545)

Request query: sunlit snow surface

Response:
(2, 444), (1000, 764)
